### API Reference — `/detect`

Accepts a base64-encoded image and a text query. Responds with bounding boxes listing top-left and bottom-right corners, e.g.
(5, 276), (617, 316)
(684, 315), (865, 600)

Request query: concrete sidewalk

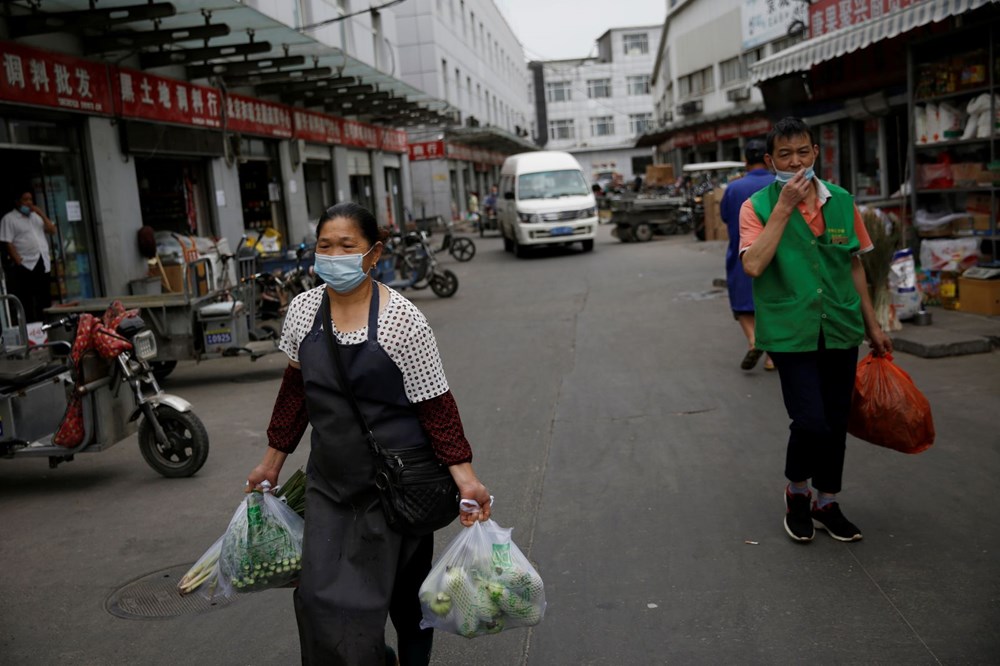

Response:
(891, 307), (1000, 358)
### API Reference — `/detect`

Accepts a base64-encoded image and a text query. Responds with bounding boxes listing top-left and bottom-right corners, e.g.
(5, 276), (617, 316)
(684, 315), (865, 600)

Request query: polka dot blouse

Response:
(278, 284), (450, 404)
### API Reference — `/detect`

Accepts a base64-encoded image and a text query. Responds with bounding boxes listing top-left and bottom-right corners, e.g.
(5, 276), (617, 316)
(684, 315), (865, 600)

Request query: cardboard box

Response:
(702, 187), (728, 241)
(151, 263), (185, 293)
(645, 164), (675, 186)
(958, 276), (1000, 315)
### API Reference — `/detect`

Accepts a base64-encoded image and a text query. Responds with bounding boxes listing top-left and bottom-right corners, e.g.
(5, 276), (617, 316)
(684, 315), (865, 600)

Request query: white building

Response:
(395, 0), (535, 222)
(529, 26), (661, 185)
(642, 0), (807, 170)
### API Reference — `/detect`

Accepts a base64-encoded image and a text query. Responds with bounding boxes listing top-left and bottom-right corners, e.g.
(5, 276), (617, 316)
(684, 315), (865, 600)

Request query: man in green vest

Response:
(740, 117), (892, 544)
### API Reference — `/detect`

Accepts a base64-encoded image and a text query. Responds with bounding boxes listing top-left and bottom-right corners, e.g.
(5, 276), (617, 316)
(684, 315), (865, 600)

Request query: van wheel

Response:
(581, 239), (594, 252)
(513, 238), (528, 258)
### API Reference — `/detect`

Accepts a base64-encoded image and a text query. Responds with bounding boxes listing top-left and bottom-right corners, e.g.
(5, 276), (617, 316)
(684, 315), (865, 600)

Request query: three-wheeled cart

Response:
(45, 256), (279, 381)
(609, 194), (692, 242)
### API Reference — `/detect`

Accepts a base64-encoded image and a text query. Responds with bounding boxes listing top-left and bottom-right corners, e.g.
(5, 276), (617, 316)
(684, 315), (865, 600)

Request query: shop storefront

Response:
(658, 116), (771, 172)
(0, 43), (114, 302)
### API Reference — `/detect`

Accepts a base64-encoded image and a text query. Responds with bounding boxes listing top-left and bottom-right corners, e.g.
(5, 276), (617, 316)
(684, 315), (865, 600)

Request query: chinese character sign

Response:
(809, 0), (916, 38)
(226, 93), (293, 138)
(380, 128), (408, 154)
(292, 109), (343, 144)
(115, 67), (221, 128)
(742, 0), (810, 50)
(0, 41), (112, 114)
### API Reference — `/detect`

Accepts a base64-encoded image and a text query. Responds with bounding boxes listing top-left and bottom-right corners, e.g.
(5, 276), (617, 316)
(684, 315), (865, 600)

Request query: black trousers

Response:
(769, 336), (858, 494)
(7, 261), (51, 323)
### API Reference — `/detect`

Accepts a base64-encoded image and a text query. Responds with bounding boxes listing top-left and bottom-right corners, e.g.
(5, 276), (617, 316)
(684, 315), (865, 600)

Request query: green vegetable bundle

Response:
(178, 474), (307, 599)
(419, 517), (546, 638)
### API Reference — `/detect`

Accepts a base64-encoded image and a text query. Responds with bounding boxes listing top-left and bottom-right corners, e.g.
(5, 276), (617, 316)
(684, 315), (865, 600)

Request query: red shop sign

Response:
(739, 117), (771, 137)
(115, 67), (221, 128)
(293, 108), (343, 145)
(809, 0), (917, 38)
(226, 93), (292, 139)
(341, 119), (380, 150)
(673, 131), (695, 148)
(380, 127), (408, 154)
(409, 140), (445, 161)
(0, 41), (112, 115)
(716, 122), (739, 140)
(696, 127), (717, 144)
(446, 143), (475, 162)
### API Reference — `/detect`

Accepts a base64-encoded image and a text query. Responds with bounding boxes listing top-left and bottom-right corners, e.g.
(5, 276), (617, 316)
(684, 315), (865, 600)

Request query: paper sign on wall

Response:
(65, 200), (82, 222)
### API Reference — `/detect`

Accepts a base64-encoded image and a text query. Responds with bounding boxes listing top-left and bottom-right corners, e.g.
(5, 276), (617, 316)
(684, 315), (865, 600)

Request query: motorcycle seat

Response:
(0, 358), (68, 393)
(198, 300), (244, 318)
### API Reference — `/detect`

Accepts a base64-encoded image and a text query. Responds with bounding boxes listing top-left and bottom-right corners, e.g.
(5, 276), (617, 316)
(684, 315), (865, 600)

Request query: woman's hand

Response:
(449, 462), (491, 526)
(246, 448), (288, 492)
(868, 327), (893, 357)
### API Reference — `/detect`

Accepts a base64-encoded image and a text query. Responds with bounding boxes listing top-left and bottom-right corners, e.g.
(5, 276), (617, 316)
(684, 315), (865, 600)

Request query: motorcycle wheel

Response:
(449, 237), (476, 262)
(430, 269), (459, 298)
(138, 405), (210, 478)
(150, 360), (177, 382)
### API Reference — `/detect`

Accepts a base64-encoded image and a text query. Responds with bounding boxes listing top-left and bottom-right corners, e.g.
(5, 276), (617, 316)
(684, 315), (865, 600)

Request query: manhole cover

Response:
(106, 563), (238, 620)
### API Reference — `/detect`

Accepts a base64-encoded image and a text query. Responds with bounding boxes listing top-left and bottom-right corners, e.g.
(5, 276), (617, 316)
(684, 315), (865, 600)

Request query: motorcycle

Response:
(0, 296), (209, 477)
(373, 230), (459, 298)
(437, 218), (476, 262)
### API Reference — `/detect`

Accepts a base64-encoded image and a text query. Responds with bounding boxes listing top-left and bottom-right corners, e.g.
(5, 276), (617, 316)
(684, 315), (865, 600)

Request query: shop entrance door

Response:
(136, 157), (213, 236)
(0, 146), (98, 302)
(304, 161), (333, 222)
(383, 167), (404, 231)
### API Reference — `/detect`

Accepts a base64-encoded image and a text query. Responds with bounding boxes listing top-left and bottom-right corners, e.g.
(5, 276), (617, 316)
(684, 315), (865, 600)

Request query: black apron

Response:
(294, 282), (433, 666)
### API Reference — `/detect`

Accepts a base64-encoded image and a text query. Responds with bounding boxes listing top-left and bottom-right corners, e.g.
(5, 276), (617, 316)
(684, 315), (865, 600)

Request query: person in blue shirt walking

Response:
(720, 139), (775, 371)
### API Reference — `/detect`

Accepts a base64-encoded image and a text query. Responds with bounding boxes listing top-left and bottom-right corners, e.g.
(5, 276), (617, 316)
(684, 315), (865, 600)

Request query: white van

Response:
(497, 151), (597, 257)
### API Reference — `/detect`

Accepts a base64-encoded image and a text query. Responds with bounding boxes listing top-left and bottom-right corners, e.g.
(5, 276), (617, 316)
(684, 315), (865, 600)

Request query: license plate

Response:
(550, 226), (573, 236)
(206, 331), (233, 345)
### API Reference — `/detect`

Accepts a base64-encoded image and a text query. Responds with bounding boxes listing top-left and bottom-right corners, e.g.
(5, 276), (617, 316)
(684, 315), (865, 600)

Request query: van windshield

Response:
(517, 170), (590, 200)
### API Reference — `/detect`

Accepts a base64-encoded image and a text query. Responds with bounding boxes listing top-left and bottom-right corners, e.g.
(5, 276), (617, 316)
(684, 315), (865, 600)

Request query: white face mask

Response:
(774, 166), (815, 185)
(313, 247), (375, 293)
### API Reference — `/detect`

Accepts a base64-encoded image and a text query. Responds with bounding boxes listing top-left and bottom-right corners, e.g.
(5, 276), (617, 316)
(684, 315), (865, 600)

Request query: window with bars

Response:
(590, 116), (615, 137)
(627, 75), (651, 95)
(629, 113), (653, 135)
(587, 78), (612, 98)
(545, 80), (572, 102)
(548, 119), (575, 140)
(623, 33), (649, 55)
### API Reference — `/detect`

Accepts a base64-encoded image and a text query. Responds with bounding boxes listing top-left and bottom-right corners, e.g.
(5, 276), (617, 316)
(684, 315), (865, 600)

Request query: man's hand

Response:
(246, 448), (288, 492)
(868, 327), (893, 357)
(776, 170), (811, 210)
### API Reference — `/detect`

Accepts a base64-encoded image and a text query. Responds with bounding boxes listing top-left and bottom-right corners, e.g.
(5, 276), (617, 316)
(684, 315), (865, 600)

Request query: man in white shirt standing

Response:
(0, 191), (56, 322)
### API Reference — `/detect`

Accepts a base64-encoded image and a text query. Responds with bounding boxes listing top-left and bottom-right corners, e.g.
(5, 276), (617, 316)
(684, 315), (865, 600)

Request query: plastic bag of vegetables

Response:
(418, 500), (545, 638)
(178, 479), (305, 599)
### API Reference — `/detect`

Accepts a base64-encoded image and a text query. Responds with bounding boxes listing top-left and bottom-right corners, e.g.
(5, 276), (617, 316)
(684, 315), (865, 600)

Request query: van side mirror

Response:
(503, 192), (515, 200)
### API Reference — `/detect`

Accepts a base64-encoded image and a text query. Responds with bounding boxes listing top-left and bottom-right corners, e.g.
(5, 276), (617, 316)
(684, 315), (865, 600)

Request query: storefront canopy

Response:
(445, 127), (537, 155)
(750, 0), (997, 84)
(634, 104), (767, 148)
(16, 0), (454, 126)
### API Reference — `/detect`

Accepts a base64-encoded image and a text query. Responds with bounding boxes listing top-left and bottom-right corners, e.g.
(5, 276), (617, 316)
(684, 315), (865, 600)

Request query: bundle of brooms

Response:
(859, 208), (902, 333)
(178, 469), (308, 596)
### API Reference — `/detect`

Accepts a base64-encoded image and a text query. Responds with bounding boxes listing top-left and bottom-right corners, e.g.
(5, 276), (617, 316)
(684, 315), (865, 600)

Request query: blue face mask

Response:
(18, 205), (30, 215)
(774, 167), (815, 185)
(314, 247), (375, 294)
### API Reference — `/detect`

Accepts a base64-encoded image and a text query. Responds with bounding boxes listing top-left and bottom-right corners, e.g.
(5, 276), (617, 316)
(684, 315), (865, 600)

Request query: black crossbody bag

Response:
(321, 290), (459, 536)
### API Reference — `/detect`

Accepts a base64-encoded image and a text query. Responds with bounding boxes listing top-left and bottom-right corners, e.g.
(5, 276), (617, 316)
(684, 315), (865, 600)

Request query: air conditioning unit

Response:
(678, 100), (703, 116)
(726, 87), (751, 102)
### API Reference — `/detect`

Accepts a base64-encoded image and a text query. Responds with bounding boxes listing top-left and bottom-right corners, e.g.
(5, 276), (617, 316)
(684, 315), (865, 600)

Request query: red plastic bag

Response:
(848, 353), (935, 454)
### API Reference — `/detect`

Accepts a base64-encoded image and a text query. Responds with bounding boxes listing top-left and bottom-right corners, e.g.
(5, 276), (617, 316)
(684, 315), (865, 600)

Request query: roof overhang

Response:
(750, 0), (997, 85)
(634, 103), (767, 148)
(444, 126), (537, 154)
(13, 0), (456, 127)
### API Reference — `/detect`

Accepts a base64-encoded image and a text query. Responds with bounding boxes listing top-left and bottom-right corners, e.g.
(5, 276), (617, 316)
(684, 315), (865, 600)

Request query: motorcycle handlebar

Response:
(41, 313), (79, 332)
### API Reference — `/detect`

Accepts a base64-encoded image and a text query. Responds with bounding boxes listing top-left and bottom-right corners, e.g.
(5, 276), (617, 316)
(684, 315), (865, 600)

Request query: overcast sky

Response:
(494, 0), (667, 61)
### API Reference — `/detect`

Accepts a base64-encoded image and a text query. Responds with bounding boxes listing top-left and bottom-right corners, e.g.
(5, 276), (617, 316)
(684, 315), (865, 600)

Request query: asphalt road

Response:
(2, 226), (998, 665)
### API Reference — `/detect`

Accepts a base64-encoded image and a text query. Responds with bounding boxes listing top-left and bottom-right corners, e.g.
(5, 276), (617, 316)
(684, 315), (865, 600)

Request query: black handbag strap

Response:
(320, 287), (383, 459)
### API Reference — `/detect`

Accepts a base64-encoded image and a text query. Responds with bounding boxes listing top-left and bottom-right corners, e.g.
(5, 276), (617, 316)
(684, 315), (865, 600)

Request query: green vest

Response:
(750, 180), (865, 353)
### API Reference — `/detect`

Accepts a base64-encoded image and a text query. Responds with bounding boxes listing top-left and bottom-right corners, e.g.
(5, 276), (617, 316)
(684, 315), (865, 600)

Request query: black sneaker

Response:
(812, 502), (863, 542)
(784, 488), (815, 542)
